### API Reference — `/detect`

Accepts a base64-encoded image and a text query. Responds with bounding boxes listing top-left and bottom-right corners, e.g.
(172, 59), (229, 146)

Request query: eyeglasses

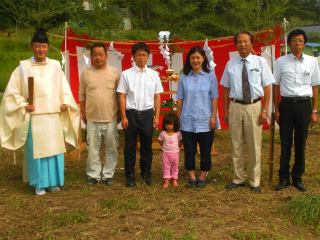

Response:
(135, 54), (148, 58)
(290, 39), (305, 44)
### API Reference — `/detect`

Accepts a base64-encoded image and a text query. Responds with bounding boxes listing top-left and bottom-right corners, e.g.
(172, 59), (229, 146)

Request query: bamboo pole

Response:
(64, 22), (68, 75)
(284, 18), (288, 55)
(268, 29), (276, 181)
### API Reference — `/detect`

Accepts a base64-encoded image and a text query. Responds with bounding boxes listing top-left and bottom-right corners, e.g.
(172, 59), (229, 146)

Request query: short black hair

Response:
(91, 42), (107, 54)
(132, 42), (150, 55)
(234, 31), (253, 45)
(287, 29), (307, 43)
(183, 46), (210, 75)
(162, 113), (179, 132)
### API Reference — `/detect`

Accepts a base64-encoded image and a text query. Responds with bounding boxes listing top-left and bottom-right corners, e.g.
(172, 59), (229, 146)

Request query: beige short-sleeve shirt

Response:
(79, 65), (120, 122)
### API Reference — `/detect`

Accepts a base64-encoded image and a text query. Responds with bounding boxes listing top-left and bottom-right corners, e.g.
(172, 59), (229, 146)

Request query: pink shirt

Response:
(158, 131), (182, 153)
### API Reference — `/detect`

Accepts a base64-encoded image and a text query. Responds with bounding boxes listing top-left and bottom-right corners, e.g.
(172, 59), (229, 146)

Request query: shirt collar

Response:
(133, 63), (148, 73)
(289, 53), (305, 62)
(238, 53), (253, 63)
(188, 69), (206, 76)
(31, 56), (49, 63)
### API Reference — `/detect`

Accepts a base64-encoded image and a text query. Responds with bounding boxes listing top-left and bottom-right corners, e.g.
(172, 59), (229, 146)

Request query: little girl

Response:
(158, 113), (183, 188)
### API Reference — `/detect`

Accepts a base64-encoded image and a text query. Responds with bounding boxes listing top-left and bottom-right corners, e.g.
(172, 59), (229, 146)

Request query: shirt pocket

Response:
(302, 67), (313, 85)
(249, 69), (261, 84)
(106, 81), (116, 89)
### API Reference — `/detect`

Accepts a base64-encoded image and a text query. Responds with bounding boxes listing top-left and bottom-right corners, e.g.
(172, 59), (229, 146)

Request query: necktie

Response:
(242, 59), (251, 103)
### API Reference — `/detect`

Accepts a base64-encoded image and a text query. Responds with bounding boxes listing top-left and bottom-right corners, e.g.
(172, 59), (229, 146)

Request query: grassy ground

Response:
(0, 124), (320, 239)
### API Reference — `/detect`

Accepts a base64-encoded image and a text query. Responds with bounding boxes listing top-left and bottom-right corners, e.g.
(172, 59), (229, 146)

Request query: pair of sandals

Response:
(188, 179), (206, 188)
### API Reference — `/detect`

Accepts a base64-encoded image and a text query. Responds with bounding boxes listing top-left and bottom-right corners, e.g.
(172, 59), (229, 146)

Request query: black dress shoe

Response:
(104, 178), (114, 186)
(87, 178), (98, 186)
(126, 176), (136, 187)
(226, 182), (245, 189)
(144, 176), (154, 185)
(250, 186), (261, 193)
(293, 181), (306, 192)
(276, 180), (290, 191)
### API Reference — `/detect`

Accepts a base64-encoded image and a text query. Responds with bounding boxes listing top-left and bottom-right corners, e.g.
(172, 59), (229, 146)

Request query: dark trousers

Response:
(278, 98), (311, 183)
(124, 109), (154, 179)
(181, 130), (215, 171)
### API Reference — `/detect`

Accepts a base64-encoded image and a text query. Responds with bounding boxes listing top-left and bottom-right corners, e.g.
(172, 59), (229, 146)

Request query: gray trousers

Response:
(86, 120), (118, 180)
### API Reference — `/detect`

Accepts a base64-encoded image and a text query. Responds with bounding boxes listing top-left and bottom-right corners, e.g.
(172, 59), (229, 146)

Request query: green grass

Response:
(262, 134), (281, 144)
(230, 231), (291, 240)
(284, 194), (320, 234)
(99, 195), (144, 213)
(42, 209), (87, 231)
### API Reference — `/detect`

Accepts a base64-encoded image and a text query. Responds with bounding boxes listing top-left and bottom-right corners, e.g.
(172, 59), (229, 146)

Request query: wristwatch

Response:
(261, 110), (269, 114)
(312, 111), (318, 114)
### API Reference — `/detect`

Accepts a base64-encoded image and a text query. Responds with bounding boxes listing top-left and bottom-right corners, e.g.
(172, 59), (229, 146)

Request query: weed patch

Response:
(99, 195), (144, 213)
(284, 194), (320, 234)
(42, 209), (87, 231)
(230, 231), (283, 240)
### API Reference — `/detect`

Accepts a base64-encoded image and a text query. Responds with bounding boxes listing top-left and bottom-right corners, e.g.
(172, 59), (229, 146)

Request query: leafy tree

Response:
(147, 0), (201, 37)
(0, 0), (84, 29)
(286, 0), (320, 21)
(84, 0), (124, 39)
(200, 0), (291, 36)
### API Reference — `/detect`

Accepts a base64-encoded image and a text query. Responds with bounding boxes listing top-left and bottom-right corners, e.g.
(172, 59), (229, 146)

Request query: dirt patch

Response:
(0, 126), (320, 239)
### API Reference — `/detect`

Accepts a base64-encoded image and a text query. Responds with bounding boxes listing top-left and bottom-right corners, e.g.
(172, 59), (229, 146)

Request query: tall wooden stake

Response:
(269, 33), (275, 181)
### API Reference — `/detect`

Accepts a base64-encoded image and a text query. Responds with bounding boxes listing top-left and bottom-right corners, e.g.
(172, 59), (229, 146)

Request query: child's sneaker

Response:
(35, 188), (46, 195)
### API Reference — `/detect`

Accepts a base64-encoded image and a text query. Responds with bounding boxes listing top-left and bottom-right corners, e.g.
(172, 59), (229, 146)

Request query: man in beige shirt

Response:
(79, 43), (120, 186)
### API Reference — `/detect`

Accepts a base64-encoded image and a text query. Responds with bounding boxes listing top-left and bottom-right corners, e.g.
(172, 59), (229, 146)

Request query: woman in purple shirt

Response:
(176, 46), (219, 188)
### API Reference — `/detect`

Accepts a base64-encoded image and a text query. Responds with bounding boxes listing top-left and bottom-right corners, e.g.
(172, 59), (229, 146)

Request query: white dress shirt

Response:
(220, 54), (275, 99)
(273, 53), (320, 97)
(117, 65), (163, 111)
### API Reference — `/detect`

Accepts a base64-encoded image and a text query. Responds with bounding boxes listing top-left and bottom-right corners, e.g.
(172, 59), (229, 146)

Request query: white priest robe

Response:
(0, 57), (80, 181)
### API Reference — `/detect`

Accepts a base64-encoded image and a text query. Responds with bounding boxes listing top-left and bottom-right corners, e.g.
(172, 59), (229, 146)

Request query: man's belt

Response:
(126, 108), (153, 115)
(231, 97), (261, 105)
(281, 96), (310, 102)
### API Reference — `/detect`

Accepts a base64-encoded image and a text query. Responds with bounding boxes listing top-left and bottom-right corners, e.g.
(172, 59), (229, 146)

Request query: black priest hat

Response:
(31, 26), (49, 44)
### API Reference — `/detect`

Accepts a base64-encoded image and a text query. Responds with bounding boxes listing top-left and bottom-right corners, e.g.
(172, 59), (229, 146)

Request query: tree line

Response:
(0, 0), (319, 39)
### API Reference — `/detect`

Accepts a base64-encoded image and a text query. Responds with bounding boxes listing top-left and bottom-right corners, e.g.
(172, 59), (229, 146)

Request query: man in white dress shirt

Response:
(273, 29), (320, 192)
(221, 31), (275, 193)
(117, 42), (163, 187)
